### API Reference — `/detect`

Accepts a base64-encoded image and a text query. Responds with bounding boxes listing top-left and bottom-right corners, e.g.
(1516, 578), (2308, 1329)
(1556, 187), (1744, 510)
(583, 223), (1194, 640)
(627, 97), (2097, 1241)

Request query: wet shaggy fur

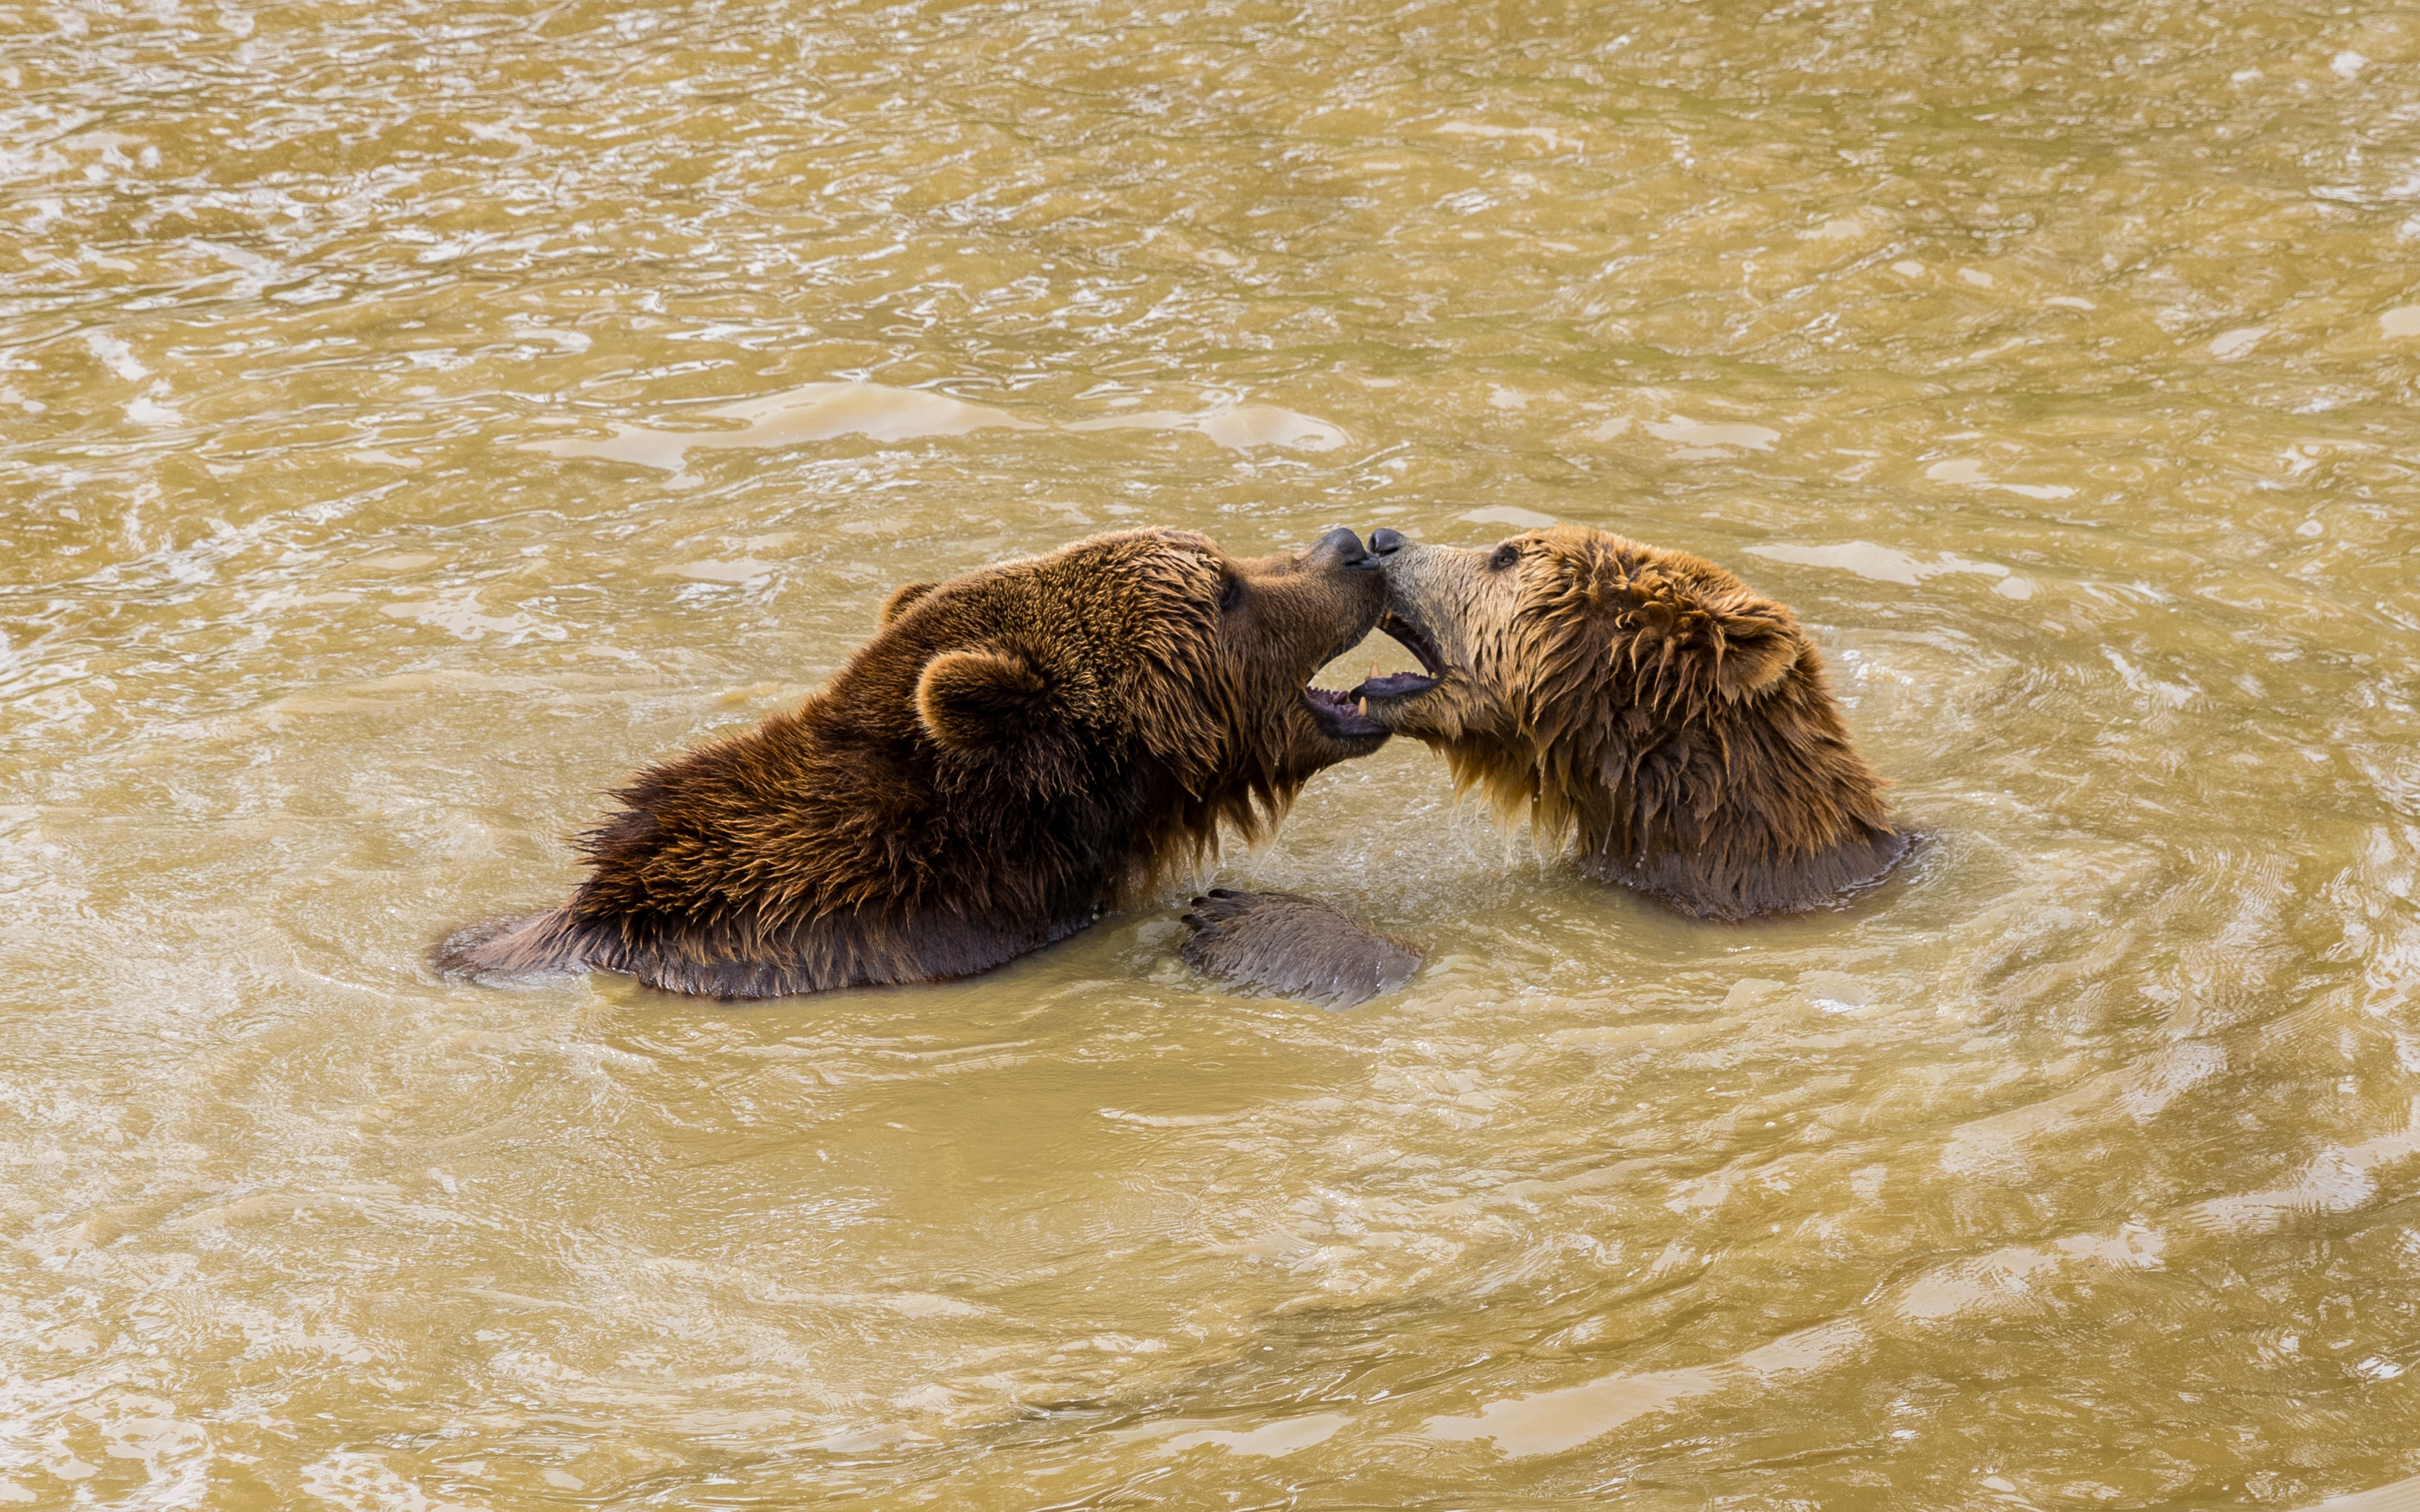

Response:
(1351, 525), (1906, 920)
(1179, 889), (1421, 1009)
(440, 527), (1391, 997)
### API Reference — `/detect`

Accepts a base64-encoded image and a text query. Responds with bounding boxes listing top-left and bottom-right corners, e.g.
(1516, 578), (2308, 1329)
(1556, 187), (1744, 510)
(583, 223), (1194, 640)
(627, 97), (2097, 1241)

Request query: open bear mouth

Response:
(1302, 685), (1388, 740)
(1351, 611), (1446, 701)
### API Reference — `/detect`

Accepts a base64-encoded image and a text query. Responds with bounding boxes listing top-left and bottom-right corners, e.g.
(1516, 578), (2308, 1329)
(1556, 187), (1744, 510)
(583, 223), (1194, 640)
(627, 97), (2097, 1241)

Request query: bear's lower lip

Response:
(1351, 670), (1439, 701)
(1301, 685), (1388, 741)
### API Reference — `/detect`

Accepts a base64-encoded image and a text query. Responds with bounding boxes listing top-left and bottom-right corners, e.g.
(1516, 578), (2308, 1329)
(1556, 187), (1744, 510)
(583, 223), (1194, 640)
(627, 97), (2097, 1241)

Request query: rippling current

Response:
(7, 1), (2420, 1506)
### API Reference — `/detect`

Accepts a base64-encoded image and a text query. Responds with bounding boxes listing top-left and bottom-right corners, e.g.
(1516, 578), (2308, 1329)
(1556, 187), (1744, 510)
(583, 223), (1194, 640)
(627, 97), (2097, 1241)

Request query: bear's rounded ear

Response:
(1714, 612), (1800, 702)
(916, 648), (1050, 754)
(881, 581), (940, 626)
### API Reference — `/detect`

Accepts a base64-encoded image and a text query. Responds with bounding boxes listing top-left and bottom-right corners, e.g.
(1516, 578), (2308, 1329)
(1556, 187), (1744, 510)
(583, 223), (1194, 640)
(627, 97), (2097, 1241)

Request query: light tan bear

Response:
(1348, 525), (1907, 918)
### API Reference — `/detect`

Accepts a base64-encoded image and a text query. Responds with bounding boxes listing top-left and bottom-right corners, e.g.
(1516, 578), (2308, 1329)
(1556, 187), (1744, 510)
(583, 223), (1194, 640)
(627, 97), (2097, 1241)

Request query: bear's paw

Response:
(1179, 888), (1420, 1010)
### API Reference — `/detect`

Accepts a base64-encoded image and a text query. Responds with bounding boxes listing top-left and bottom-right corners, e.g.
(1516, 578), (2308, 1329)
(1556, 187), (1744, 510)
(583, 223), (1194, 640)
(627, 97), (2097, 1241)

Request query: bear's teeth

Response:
(1358, 697), (1369, 717)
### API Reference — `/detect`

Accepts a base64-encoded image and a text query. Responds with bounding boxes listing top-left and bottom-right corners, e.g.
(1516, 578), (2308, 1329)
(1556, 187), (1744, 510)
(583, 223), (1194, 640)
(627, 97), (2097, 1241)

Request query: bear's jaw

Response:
(1380, 609), (1449, 679)
(1358, 609), (1447, 701)
(1299, 685), (1390, 750)
(1347, 607), (1449, 714)
(1345, 597), (1529, 745)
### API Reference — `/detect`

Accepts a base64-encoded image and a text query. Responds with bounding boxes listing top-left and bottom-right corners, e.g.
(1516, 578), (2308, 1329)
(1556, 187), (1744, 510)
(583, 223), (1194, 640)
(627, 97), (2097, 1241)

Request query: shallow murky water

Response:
(8, 1), (2420, 1506)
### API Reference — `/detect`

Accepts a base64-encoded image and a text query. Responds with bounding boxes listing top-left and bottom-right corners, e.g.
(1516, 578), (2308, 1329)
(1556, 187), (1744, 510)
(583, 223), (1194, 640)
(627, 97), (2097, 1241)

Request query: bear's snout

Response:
(1304, 526), (1378, 571)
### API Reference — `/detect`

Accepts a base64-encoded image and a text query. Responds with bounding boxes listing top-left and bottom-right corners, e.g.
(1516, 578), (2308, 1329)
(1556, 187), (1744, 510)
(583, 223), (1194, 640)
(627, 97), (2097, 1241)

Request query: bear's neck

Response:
(1446, 676), (1904, 920)
(1577, 818), (1909, 921)
(1585, 680), (1904, 918)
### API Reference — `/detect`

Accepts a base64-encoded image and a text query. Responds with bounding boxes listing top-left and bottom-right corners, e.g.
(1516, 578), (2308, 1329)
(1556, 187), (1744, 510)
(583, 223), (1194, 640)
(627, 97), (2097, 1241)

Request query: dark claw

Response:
(1180, 914), (1200, 926)
(1209, 888), (1236, 898)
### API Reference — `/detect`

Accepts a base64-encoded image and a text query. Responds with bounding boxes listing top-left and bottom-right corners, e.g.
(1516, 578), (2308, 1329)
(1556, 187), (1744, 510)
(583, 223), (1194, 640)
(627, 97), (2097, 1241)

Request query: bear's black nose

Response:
(1369, 527), (1408, 556)
(1307, 526), (1376, 570)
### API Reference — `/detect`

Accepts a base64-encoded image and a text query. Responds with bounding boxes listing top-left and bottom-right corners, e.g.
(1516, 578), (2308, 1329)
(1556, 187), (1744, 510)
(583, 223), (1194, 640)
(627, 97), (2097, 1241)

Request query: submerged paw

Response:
(1177, 890), (1421, 1010)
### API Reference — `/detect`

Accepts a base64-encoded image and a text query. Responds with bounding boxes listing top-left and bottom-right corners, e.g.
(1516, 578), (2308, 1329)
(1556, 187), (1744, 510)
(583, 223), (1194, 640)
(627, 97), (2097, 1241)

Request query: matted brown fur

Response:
(1179, 888), (1421, 1009)
(439, 527), (1391, 997)
(1351, 525), (1906, 920)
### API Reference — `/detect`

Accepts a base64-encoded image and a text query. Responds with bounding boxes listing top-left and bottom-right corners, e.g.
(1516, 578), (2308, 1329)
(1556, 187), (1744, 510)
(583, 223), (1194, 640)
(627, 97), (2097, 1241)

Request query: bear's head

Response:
(1350, 524), (1906, 918)
(865, 526), (1390, 866)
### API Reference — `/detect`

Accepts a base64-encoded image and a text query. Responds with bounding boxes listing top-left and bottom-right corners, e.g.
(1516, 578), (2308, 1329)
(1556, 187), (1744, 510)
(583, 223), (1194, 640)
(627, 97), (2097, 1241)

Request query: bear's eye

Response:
(1219, 573), (1245, 613)
(1488, 544), (1521, 572)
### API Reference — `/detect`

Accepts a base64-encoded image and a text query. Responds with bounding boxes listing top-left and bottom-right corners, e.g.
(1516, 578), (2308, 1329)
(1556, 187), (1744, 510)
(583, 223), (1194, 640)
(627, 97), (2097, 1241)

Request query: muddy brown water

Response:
(8, 1), (2420, 1506)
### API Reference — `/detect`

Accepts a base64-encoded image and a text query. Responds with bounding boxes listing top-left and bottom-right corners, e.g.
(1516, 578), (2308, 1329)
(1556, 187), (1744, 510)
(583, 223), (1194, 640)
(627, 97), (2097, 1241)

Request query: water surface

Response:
(7, 1), (2420, 1506)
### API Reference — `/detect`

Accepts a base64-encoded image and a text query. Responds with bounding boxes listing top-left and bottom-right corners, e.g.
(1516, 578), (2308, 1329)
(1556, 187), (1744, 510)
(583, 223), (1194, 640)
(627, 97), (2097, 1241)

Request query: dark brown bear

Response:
(439, 527), (1391, 997)
(1347, 525), (1907, 919)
